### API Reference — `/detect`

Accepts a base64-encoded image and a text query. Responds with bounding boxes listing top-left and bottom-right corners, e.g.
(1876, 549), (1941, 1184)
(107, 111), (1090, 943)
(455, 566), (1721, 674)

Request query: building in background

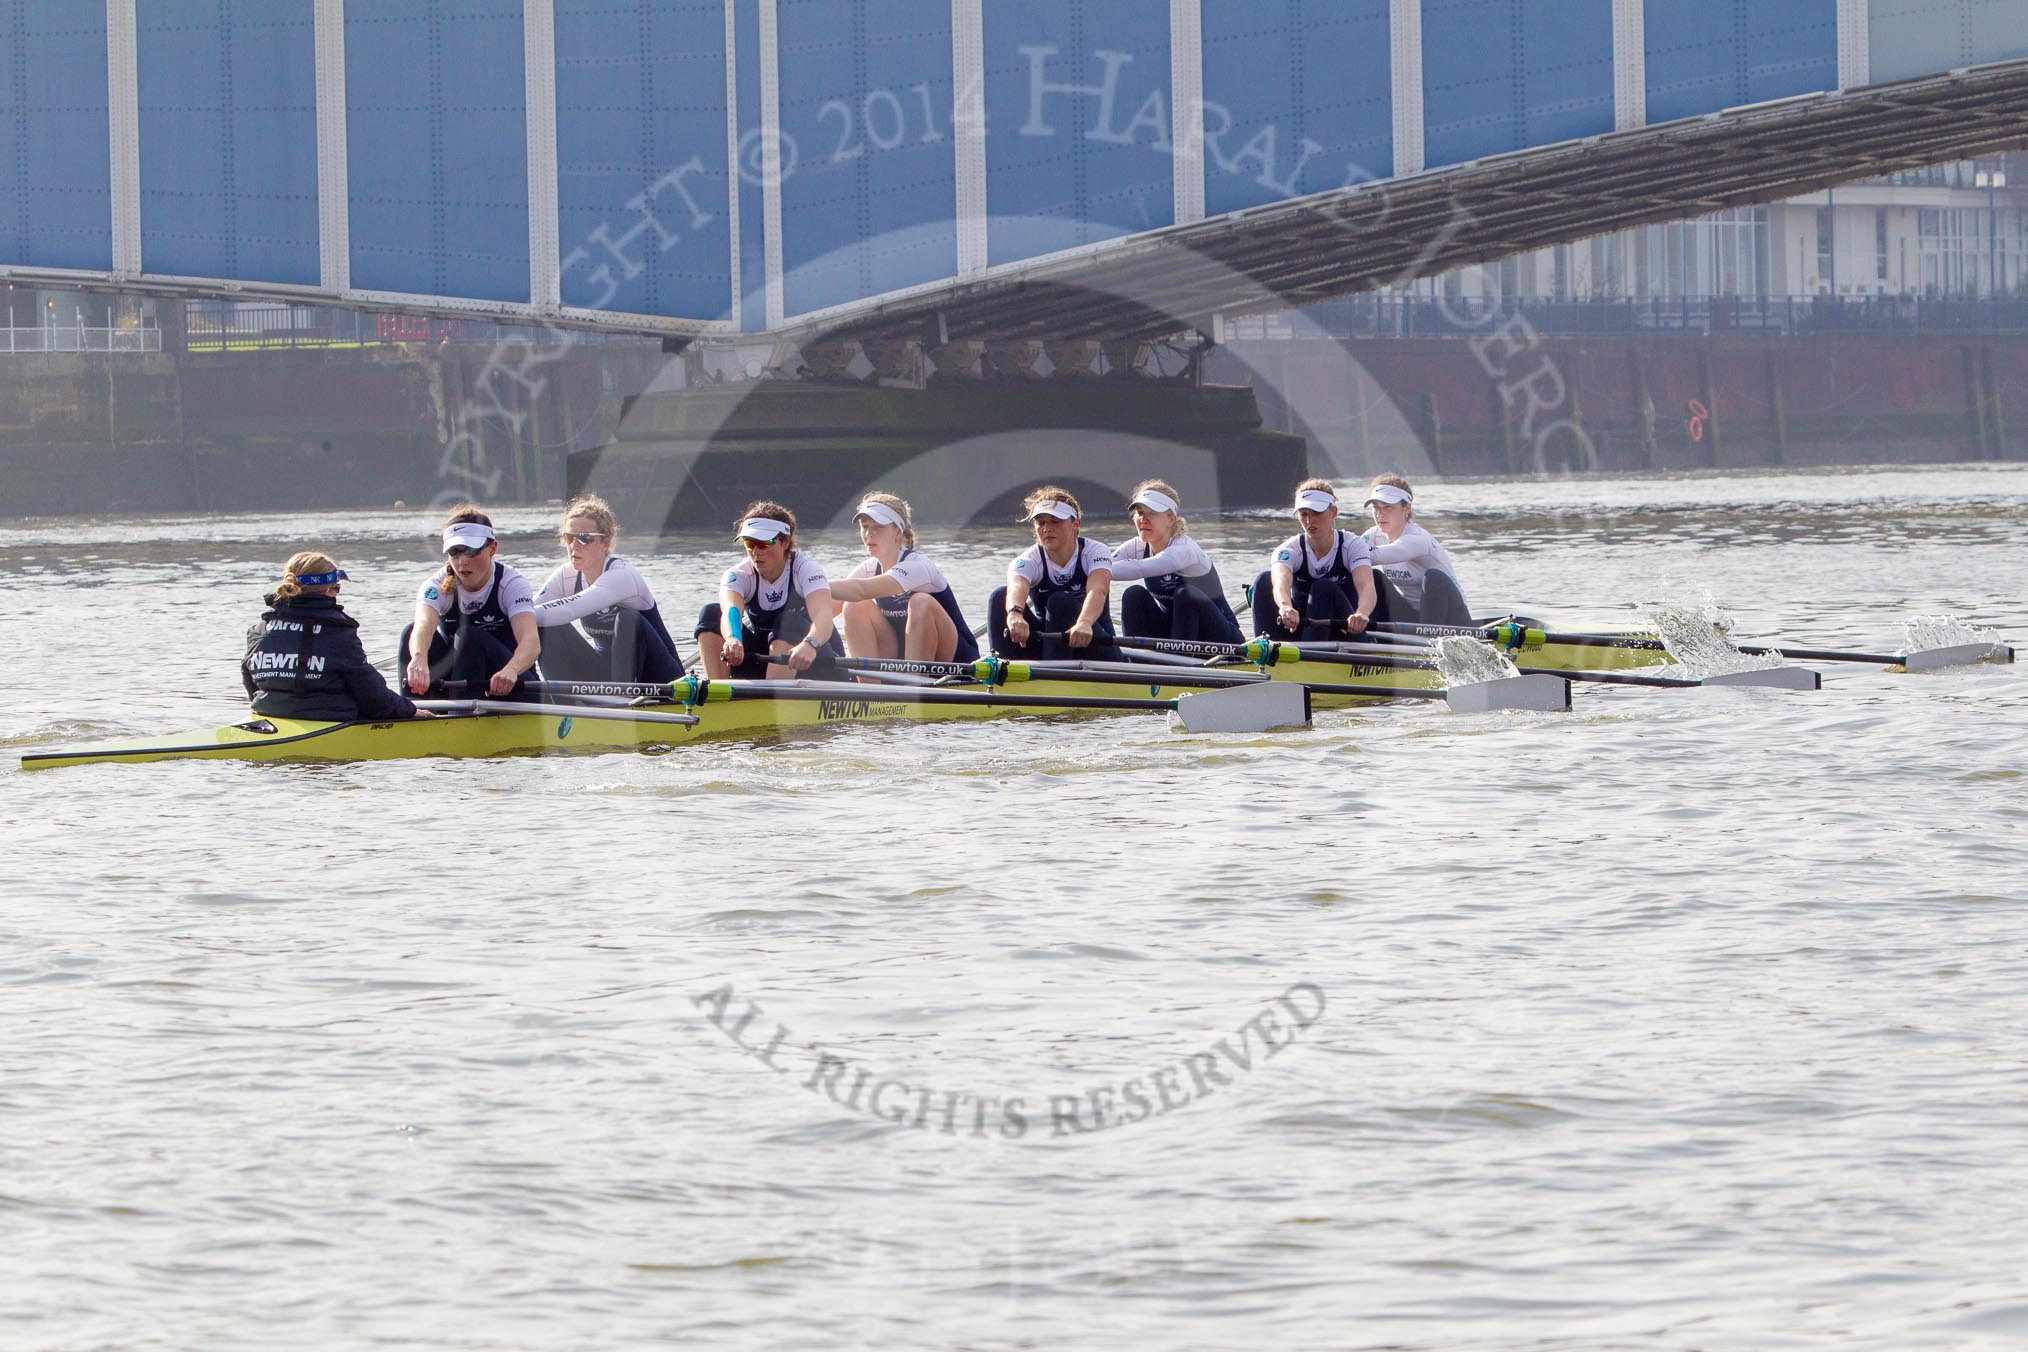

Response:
(1417, 154), (2025, 307)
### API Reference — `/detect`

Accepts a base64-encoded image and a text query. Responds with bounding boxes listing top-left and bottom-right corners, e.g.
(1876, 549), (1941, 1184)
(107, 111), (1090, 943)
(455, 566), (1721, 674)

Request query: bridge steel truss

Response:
(0, 1), (2025, 348)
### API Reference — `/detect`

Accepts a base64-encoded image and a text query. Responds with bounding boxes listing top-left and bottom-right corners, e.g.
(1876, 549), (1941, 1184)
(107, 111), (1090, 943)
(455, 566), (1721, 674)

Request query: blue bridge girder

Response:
(1, 1), (2025, 346)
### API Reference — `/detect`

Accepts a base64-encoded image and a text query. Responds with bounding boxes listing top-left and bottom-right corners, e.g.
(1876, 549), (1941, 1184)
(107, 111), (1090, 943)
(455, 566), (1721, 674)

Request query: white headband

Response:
(854, 501), (904, 529)
(1131, 489), (1179, 515)
(1365, 484), (1412, 506)
(738, 516), (792, 542)
(1294, 489), (1337, 514)
(1029, 500), (1078, 521)
(442, 522), (496, 553)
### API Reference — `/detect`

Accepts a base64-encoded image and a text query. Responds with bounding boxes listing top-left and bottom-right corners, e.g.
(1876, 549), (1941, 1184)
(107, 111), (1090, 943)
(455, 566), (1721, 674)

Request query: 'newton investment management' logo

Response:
(696, 981), (1327, 1140)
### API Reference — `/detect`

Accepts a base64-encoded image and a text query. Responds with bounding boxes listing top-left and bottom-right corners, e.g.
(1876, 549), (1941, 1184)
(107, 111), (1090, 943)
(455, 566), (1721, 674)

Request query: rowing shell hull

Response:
(18, 666), (1412, 770)
(1497, 638), (1665, 672)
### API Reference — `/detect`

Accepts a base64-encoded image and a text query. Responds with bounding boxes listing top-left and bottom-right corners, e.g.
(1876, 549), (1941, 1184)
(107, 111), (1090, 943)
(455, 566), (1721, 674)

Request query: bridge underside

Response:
(810, 58), (2028, 350)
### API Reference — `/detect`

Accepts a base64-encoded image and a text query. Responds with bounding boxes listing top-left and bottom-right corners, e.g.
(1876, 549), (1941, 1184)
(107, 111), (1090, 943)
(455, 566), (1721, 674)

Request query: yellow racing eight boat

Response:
(16, 659), (1443, 770)
(21, 651), (1568, 770)
(25, 619), (1996, 771)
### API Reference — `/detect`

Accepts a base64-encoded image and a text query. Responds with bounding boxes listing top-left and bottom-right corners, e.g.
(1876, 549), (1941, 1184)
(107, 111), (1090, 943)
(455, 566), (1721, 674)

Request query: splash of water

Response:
(1648, 603), (1785, 676)
(1902, 613), (1998, 653)
(1431, 634), (1518, 686)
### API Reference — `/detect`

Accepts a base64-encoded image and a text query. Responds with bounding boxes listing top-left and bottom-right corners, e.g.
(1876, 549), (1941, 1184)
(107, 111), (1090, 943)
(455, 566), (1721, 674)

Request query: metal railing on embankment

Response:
(1270, 295), (2028, 340)
(1, 324), (161, 354)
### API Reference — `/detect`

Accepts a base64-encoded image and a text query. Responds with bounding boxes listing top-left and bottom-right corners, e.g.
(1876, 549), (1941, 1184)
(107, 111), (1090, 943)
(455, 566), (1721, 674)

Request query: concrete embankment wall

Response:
(571, 381), (1309, 531)
(0, 345), (668, 517)
(1227, 333), (2028, 477)
(7, 332), (2026, 520)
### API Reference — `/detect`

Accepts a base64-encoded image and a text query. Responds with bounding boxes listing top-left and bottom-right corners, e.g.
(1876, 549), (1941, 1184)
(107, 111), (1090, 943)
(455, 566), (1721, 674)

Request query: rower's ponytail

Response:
(274, 550), (340, 602)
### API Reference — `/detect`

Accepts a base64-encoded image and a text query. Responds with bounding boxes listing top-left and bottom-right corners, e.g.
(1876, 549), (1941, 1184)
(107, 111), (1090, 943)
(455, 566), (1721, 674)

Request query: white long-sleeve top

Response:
(1108, 534), (1216, 582)
(532, 557), (660, 627)
(1360, 523), (1461, 610)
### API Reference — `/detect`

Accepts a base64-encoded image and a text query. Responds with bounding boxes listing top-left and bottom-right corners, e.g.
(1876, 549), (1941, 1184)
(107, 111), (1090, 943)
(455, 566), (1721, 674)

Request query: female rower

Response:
(1108, 479), (1242, 644)
(694, 500), (839, 679)
(1360, 474), (1472, 627)
(244, 551), (429, 720)
(828, 493), (978, 662)
(1250, 479), (1385, 640)
(989, 486), (1118, 660)
(531, 494), (684, 682)
(399, 505), (541, 698)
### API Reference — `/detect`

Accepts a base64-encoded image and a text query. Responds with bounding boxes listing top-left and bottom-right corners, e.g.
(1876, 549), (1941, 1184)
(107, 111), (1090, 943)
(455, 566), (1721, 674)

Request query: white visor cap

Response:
(442, 522), (497, 553)
(1365, 484), (1413, 506)
(1294, 489), (1337, 515)
(738, 516), (793, 542)
(1029, 499), (1078, 521)
(854, 501), (905, 530)
(1130, 488), (1179, 515)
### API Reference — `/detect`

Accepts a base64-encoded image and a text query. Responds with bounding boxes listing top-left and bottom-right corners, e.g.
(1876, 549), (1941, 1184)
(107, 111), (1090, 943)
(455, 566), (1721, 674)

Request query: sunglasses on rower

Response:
(741, 535), (786, 552)
(444, 545), (486, 560)
(558, 530), (607, 545)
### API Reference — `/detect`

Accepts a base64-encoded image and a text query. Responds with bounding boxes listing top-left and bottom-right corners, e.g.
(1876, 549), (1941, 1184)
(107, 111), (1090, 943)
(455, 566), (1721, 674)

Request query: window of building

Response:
(1876, 209), (1889, 281)
(1816, 207), (1834, 291)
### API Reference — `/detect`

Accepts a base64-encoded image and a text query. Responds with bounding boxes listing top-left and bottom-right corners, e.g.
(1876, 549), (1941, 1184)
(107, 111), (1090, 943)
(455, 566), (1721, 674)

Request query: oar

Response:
(1367, 617), (2010, 670)
(828, 654), (1263, 690)
(1284, 640), (1820, 691)
(415, 698), (701, 726)
(946, 646), (1571, 711)
(1365, 620), (1554, 651)
(446, 678), (680, 702)
(1479, 627), (2011, 671)
(667, 675), (1310, 733)
(1095, 635), (1815, 691)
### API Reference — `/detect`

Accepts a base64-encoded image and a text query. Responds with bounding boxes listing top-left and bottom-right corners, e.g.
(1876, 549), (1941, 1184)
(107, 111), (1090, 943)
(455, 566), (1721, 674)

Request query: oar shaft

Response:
(1082, 633), (1241, 660)
(450, 678), (680, 701)
(1366, 620), (1508, 639)
(1298, 643), (1701, 687)
(1730, 643), (1902, 666)
(1517, 665), (1697, 688)
(1524, 630), (1905, 665)
(681, 677), (1185, 714)
(829, 655), (1260, 691)
(415, 698), (702, 726)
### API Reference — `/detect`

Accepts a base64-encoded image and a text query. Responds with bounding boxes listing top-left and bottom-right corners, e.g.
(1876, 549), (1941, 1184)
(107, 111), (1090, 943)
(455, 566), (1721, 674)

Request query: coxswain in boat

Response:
(990, 487), (1119, 660)
(1251, 479), (1386, 640)
(1360, 474), (1472, 627)
(400, 506), (541, 698)
(243, 551), (429, 720)
(694, 501), (841, 679)
(1108, 479), (1243, 644)
(531, 494), (685, 682)
(828, 493), (979, 662)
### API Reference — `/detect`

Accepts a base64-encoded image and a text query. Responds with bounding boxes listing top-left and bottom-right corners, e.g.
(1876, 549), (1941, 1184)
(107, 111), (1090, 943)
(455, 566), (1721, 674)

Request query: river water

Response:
(2, 464), (2024, 1350)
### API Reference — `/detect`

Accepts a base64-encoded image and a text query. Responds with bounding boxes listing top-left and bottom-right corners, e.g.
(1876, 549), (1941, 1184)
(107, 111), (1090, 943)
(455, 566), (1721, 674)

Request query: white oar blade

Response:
(1169, 681), (1310, 733)
(1701, 666), (1821, 691)
(1901, 643), (2011, 673)
(1443, 674), (1570, 714)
